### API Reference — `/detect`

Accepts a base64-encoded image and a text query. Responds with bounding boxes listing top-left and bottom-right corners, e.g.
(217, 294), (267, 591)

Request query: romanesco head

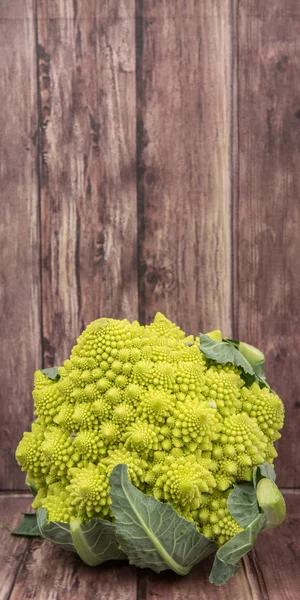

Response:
(16, 313), (284, 546)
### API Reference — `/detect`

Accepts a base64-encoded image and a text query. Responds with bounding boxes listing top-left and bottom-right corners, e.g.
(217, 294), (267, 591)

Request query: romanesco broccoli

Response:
(16, 312), (284, 548)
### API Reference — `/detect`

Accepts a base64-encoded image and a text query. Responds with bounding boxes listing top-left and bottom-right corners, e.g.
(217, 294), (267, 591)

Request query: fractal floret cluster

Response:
(16, 313), (284, 547)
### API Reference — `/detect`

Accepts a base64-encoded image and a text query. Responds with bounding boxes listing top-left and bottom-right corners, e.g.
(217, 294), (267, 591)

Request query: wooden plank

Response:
(0, 495), (31, 600)
(9, 539), (137, 600)
(0, 0), (41, 489)
(250, 493), (300, 600)
(37, 0), (137, 366)
(137, 556), (260, 600)
(4, 495), (299, 600)
(31, 9), (137, 598)
(236, 2), (300, 487)
(3, 495), (299, 600)
(136, 0), (233, 335)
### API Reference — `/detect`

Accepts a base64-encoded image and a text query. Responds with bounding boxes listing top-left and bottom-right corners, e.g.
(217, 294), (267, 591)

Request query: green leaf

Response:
(110, 464), (217, 575)
(200, 334), (255, 375)
(25, 473), (38, 497)
(199, 334), (269, 389)
(41, 367), (60, 381)
(227, 483), (259, 528)
(238, 341), (265, 370)
(210, 464), (285, 584)
(37, 509), (75, 552)
(37, 508), (125, 566)
(222, 337), (240, 348)
(253, 462), (276, 487)
(252, 360), (266, 382)
(256, 479), (286, 531)
(209, 514), (266, 586)
(253, 463), (285, 531)
(238, 342), (267, 384)
(200, 335), (237, 366)
(11, 513), (42, 537)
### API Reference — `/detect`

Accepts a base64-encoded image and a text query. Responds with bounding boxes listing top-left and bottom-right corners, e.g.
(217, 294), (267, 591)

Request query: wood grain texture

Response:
(0, 495), (31, 600)
(137, 0), (233, 336)
(1, 494), (299, 600)
(0, 0), (41, 489)
(9, 538), (137, 600)
(235, 1), (300, 487)
(37, 0), (137, 367)
(137, 557), (260, 600)
(250, 493), (300, 600)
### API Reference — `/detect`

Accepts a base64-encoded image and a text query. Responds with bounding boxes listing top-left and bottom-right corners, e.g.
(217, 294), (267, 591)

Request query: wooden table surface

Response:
(1, 491), (299, 600)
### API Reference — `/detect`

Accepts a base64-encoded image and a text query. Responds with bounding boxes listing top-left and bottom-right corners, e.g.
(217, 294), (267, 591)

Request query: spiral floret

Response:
(196, 489), (243, 544)
(152, 455), (216, 512)
(213, 413), (269, 490)
(67, 464), (111, 520)
(122, 420), (160, 456)
(103, 449), (148, 488)
(137, 389), (175, 423)
(73, 429), (106, 461)
(15, 422), (48, 487)
(241, 383), (284, 442)
(202, 370), (243, 417)
(40, 483), (76, 523)
(41, 427), (74, 481)
(149, 312), (185, 340)
(171, 401), (221, 452)
(32, 374), (62, 424)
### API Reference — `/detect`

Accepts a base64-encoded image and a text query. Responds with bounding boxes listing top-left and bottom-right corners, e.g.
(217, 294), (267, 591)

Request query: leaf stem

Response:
(238, 342), (264, 369)
(120, 470), (192, 576)
(70, 519), (99, 566)
(256, 479), (286, 530)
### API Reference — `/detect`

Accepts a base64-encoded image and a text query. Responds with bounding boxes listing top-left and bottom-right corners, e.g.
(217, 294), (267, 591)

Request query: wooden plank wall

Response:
(236, 1), (300, 488)
(38, 0), (138, 367)
(0, 0), (299, 490)
(0, 0), (41, 490)
(136, 1), (232, 334)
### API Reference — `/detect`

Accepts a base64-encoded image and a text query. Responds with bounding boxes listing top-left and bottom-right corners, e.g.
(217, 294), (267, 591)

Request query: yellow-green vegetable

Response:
(257, 478), (286, 530)
(16, 312), (284, 547)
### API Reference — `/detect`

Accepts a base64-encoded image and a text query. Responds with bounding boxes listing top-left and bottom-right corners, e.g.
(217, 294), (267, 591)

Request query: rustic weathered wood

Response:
(137, 557), (261, 600)
(235, 2), (300, 487)
(0, 0), (41, 489)
(136, 0), (233, 336)
(37, 0), (138, 367)
(249, 493), (300, 600)
(9, 538), (137, 600)
(0, 495), (31, 600)
(3, 493), (300, 600)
